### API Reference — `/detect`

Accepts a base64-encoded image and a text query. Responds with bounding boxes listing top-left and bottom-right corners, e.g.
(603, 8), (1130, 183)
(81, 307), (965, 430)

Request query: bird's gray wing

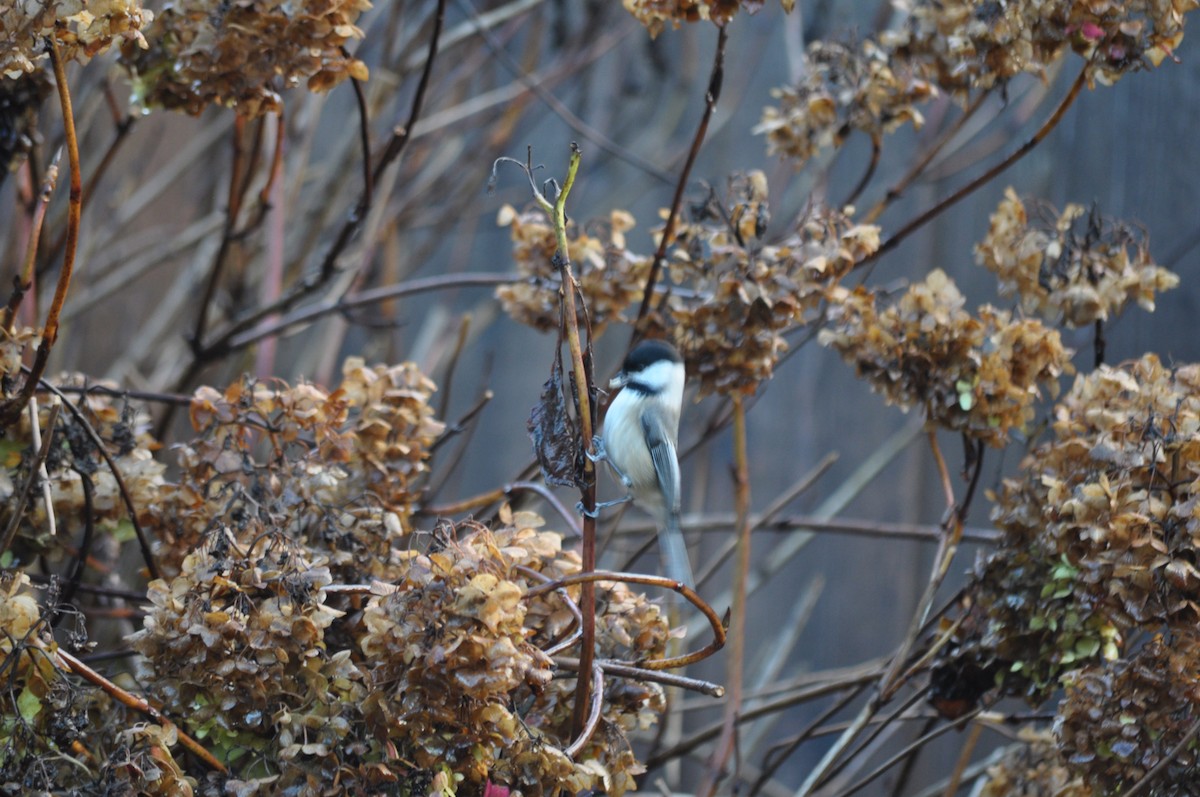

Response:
(642, 414), (693, 587)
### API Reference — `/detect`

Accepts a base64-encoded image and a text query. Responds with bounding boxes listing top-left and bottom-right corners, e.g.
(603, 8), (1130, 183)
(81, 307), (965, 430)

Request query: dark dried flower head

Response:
(0, 71), (51, 176)
(1058, 632), (1200, 794)
(979, 728), (1093, 797)
(757, 39), (934, 166)
(977, 188), (1178, 327)
(121, 0), (370, 116)
(820, 269), (1072, 446)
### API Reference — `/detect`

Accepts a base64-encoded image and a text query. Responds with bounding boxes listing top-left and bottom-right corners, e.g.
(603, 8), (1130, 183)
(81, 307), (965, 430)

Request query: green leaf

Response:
(1075, 637), (1100, 658)
(16, 687), (41, 722)
(110, 519), (136, 543)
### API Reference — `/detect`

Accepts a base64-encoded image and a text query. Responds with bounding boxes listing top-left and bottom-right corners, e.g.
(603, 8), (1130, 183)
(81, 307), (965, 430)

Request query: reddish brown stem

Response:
(859, 65), (1087, 268)
(0, 39), (82, 430)
(634, 25), (728, 327)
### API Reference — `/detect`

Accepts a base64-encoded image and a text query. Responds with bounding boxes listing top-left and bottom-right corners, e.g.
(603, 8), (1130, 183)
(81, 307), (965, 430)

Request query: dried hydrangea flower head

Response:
(885, 0), (1199, 94)
(757, 39), (934, 166)
(644, 173), (880, 396)
(977, 188), (1178, 327)
(1, 0), (152, 77)
(624, 0), (759, 36)
(1058, 632), (1200, 793)
(121, 0), (371, 116)
(977, 728), (1093, 797)
(821, 269), (1072, 446)
(497, 206), (651, 336)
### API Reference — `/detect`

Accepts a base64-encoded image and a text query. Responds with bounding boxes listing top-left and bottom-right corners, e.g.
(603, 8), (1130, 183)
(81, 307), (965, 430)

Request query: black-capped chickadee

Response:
(597, 339), (694, 587)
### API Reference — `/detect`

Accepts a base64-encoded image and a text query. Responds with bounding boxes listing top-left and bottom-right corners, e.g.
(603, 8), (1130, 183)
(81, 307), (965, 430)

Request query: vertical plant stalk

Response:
(4, 154), (59, 332)
(698, 392), (752, 797)
(255, 112), (288, 379)
(532, 146), (598, 739)
(634, 25), (728, 326)
(0, 38), (82, 430)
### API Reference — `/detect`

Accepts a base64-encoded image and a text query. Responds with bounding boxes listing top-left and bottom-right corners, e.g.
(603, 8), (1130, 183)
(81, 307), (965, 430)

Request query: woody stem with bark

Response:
(535, 146), (598, 740)
(0, 38), (82, 430)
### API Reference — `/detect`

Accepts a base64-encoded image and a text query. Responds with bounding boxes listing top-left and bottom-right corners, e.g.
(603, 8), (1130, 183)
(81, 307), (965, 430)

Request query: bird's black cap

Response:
(622, 339), (682, 373)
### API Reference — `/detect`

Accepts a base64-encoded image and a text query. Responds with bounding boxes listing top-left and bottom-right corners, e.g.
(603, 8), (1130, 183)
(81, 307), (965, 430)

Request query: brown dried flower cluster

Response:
(979, 728), (1093, 797)
(622, 0), (777, 37)
(886, 0), (1199, 93)
(121, 0), (370, 116)
(643, 173), (880, 396)
(993, 355), (1200, 628)
(130, 540), (357, 785)
(497, 206), (652, 336)
(1058, 632), (1200, 793)
(1, 0), (151, 76)
(977, 188), (1179, 327)
(820, 269), (1072, 446)
(935, 355), (1200, 788)
(360, 518), (667, 796)
(149, 358), (443, 582)
(0, 360), (165, 569)
(757, 39), (935, 165)
(129, 513), (667, 795)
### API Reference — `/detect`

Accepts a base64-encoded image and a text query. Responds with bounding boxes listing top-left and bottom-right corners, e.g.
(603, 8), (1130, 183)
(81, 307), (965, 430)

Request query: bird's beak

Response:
(609, 372), (629, 390)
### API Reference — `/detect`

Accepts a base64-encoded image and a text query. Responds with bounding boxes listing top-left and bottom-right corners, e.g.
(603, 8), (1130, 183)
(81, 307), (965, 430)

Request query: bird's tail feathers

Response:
(658, 513), (694, 588)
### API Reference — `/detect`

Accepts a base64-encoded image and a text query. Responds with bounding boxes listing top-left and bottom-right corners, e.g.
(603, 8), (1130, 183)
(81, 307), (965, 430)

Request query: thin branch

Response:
(456, 0), (671, 184)
(419, 480), (583, 538)
(190, 116), (250, 350)
(35, 376), (161, 581)
(842, 135), (880, 209)
(555, 656), (725, 698)
(862, 92), (987, 225)
(525, 569), (727, 671)
(859, 65), (1087, 268)
(53, 648), (227, 773)
(0, 38), (81, 430)
(4, 151), (59, 332)
(634, 24), (729, 326)
(0, 401), (60, 558)
(564, 663), (604, 758)
(698, 393), (752, 796)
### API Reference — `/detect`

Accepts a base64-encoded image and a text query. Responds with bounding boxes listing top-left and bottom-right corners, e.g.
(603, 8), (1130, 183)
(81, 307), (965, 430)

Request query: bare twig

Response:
(0, 38), (82, 430)
(0, 400), (60, 558)
(698, 393), (752, 796)
(555, 656), (725, 698)
(4, 152), (59, 332)
(634, 25), (729, 326)
(859, 65), (1087, 267)
(35, 376), (161, 581)
(525, 569), (727, 671)
(53, 648), (227, 774)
